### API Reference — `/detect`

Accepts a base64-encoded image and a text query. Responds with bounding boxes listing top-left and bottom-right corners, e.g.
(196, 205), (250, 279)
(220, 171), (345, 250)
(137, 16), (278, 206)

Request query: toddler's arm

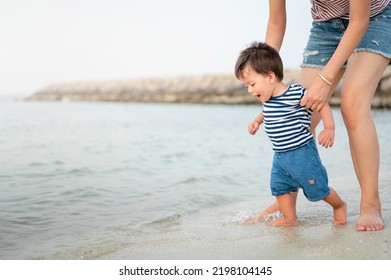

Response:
(317, 103), (335, 148)
(248, 112), (263, 135)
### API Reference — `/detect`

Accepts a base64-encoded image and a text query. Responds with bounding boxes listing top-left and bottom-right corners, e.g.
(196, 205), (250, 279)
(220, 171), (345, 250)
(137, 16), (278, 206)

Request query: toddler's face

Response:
(240, 66), (275, 103)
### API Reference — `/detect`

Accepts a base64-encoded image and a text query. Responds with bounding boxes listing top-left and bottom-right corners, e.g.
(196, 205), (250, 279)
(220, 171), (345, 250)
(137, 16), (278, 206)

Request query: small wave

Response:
(64, 167), (93, 175)
(142, 214), (182, 229)
(170, 177), (202, 186)
(27, 160), (65, 167)
(9, 216), (53, 227)
(28, 162), (46, 167)
(44, 240), (131, 260)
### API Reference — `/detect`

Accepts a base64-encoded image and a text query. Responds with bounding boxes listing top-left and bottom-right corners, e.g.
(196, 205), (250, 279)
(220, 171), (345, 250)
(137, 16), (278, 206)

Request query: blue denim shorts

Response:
(270, 139), (330, 202)
(301, 4), (391, 68)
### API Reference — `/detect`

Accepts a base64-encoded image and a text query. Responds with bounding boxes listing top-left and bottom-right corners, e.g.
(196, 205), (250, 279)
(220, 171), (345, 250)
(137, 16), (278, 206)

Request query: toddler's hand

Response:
(318, 128), (334, 148)
(248, 121), (260, 135)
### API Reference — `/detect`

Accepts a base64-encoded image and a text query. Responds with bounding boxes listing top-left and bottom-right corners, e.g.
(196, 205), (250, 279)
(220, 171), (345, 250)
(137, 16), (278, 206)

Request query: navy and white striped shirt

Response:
(263, 84), (313, 152)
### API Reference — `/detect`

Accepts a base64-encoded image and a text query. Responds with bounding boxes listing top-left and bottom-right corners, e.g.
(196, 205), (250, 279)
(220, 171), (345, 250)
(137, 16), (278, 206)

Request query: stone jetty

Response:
(26, 68), (391, 108)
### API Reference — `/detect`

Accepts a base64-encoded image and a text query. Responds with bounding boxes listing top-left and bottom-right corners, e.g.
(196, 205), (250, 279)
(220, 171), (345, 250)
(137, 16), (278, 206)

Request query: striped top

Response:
(263, 84), (313, 152)
(311, 0), (390, 21)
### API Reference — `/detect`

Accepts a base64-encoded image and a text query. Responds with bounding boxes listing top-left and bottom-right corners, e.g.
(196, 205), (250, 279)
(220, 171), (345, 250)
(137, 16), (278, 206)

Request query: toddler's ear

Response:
(267, 71), (277, 84)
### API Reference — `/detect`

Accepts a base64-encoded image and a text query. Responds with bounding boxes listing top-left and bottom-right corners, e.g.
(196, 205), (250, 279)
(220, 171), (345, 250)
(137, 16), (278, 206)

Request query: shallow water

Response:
(0, 100), (390, 259)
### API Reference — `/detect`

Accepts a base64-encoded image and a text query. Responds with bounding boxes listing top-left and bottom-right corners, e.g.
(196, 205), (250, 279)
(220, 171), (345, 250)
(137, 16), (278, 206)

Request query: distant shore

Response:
(26, 68), (391, 108)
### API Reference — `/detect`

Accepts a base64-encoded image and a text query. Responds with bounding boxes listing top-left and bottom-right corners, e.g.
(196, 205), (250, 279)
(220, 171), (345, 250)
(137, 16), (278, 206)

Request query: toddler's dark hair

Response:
(234, 42), (283, 81)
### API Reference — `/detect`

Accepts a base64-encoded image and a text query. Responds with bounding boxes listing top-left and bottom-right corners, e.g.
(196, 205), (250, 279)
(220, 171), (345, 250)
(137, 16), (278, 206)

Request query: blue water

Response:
(0, 99), (390, 259)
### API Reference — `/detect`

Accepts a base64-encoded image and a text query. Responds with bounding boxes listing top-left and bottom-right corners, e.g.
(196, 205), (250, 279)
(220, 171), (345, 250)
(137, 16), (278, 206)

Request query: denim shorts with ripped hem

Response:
(301, 3), (391, 69)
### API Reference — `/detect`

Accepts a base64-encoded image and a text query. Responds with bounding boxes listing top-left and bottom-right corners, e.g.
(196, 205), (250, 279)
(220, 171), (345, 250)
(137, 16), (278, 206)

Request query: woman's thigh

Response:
(341, 52), (390, 108)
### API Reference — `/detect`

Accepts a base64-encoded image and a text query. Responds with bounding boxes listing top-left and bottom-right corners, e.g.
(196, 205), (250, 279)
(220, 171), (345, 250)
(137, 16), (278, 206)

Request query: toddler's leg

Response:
(323, 187), (347, 225)
(258, 191), (298, 219)
(269, 193), (298, 227)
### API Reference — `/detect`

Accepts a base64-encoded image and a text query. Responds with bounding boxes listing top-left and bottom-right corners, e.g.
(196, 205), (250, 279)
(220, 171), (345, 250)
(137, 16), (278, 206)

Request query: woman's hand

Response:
(300, 74), (331, 112)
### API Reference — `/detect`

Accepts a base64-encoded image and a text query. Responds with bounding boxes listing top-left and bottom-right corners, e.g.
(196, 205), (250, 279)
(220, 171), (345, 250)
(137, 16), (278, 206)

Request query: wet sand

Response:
(98, 199), (391, 260)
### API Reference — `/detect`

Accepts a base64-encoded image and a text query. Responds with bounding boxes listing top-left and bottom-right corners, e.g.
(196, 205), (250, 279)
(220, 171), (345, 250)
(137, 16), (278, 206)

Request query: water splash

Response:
(227, 210), (284, 225)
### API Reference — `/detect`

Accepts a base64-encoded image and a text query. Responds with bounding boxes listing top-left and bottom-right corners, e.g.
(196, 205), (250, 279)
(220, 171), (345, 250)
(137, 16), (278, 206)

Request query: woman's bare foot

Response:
(333, 201), (347, 225)
(269, 217), (298, 227)
(356, 206), (384, 231)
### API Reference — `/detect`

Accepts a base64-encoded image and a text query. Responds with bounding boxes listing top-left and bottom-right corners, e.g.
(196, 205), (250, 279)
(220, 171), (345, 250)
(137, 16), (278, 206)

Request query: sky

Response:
(0, 0), (312, 97)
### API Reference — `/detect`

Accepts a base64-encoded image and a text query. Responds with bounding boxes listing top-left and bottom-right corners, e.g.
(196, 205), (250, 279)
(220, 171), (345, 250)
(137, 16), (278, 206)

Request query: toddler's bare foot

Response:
(333, 201), (347, 225)
(356, 206), (384, 231)
(257, 210), (274, 219)
(243, 211), (277, 224)
(269, 217), (298, 227)
(258, 202), (280, 219)
(242, 210), (281, 224)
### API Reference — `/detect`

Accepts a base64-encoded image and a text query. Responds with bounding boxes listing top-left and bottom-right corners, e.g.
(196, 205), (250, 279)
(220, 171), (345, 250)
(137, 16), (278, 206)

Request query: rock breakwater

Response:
(26, 68), (391, 108)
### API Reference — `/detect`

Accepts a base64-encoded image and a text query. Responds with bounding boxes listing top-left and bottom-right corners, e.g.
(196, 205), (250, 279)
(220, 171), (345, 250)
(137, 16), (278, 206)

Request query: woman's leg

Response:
(341, 51), (389, 231)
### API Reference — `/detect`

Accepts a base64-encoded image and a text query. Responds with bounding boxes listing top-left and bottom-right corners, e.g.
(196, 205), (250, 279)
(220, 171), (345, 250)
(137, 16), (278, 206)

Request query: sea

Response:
(0, 98), (390, 260)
